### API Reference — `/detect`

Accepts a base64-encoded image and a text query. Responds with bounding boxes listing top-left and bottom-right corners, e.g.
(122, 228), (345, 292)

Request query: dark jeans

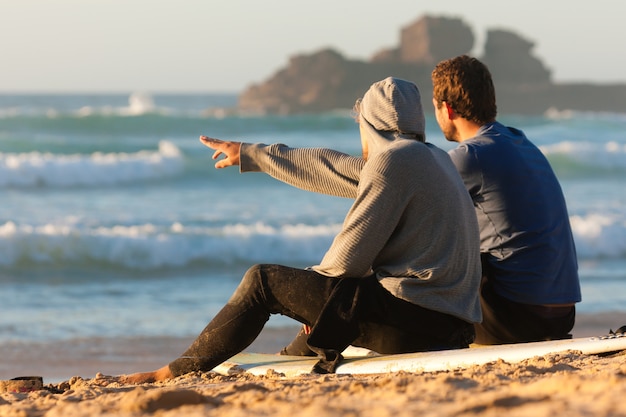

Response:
(169, 264), (474, 376)
(474, 276), (575, 345)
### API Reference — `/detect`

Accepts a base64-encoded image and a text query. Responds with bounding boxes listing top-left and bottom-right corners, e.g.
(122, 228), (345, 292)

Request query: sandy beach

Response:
(1, 311), (626, 417)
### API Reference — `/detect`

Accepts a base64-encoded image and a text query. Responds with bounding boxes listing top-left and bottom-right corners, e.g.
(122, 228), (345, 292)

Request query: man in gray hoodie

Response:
(122, 77), (481, 383)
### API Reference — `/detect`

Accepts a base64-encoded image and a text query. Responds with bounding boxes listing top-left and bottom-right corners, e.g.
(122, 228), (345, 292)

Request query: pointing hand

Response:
(200, 136), (241, 169)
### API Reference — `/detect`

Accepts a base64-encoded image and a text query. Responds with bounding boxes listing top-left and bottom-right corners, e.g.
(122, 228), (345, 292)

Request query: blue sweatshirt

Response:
(449, 121), (581, 305)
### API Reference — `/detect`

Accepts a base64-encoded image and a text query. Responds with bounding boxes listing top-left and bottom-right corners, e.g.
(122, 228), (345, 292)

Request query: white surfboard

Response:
(213, 331), (626, 377)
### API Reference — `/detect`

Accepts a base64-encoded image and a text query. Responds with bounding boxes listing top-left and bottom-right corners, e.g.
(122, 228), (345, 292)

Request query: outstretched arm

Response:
(200, 135), (364, 199)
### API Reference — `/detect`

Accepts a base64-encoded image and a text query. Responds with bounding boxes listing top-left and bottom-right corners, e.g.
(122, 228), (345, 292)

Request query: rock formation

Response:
(371, 15), (474, 66)
(237, 14), (626, 115)
(481, 29), (551, 85)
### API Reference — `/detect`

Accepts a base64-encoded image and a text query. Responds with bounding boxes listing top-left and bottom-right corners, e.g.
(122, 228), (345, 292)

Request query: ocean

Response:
(1, 93), (625, 358)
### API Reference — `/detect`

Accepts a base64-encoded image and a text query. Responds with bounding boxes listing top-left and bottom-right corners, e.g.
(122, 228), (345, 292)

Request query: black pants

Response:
(474, 276), (575, 345)
(169, 264), (474, 376)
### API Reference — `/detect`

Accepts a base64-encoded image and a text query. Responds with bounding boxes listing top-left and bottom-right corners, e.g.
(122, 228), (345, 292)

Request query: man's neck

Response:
(455, 119), (490, 142)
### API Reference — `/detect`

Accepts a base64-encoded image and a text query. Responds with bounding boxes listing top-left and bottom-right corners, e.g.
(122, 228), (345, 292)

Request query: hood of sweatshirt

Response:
(359, 77), (426, 158)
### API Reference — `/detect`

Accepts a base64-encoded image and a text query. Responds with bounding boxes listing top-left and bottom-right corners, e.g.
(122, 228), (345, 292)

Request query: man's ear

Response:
(444, 102), (456, 119)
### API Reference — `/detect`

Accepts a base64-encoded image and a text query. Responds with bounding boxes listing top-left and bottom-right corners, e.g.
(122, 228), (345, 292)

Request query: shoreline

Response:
(1, 310), (625, 383)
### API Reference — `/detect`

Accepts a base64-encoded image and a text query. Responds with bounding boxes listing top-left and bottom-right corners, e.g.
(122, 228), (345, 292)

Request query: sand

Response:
(1, 312), (626, 417)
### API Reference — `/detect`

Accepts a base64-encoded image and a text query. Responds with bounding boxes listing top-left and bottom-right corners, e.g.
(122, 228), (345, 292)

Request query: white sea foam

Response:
(0, 214), (623, 271)
(76, 92), (160, 117)
(0, 140), (184, 187)
(570, 213), (626, 258)
(0, 221), (341, 269)
(539, 140), (626, 170)
(0, 92), (230, 119)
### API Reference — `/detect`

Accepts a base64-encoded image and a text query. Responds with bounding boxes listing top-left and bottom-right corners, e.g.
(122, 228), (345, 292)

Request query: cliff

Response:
(237, 15), (626, 115)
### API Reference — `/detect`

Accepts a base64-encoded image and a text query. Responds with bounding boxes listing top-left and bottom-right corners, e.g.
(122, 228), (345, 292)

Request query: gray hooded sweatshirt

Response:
(239, 77), (482, 324)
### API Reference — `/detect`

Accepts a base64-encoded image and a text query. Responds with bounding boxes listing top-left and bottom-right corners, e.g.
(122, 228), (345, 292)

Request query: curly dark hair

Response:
(431, 55), (497, 124)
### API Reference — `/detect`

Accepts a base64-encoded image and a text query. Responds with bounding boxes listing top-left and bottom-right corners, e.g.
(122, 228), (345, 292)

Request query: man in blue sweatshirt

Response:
(431, 55), (581, 344)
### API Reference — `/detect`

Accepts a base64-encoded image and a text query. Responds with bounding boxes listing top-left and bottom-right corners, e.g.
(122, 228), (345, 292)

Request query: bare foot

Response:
(120, 365), (173, 384)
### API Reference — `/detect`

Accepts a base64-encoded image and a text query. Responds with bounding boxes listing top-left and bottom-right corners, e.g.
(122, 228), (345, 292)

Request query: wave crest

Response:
(540, 141), (626, 171)
(0, 140), (184, 188)
(0, 214), (623, 272)
(571, 213), (626, 258)
(0, 221), (340, 270)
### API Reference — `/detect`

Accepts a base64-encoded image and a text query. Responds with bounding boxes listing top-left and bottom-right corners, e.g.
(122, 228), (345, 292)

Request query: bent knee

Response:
(229, 264), (270, 303)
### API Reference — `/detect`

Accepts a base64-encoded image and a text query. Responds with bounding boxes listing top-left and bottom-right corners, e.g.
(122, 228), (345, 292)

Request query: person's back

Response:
(451, 123), (578, 305)
(431, 55), (581, 344)
(310, 137), (481, 318)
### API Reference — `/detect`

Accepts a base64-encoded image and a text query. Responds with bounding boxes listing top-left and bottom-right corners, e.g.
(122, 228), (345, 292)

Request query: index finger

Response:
(199, 136), (222, 148)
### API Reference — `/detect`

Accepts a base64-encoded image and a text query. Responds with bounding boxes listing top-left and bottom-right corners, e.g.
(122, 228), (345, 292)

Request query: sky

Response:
(1, 0), (625, 93)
